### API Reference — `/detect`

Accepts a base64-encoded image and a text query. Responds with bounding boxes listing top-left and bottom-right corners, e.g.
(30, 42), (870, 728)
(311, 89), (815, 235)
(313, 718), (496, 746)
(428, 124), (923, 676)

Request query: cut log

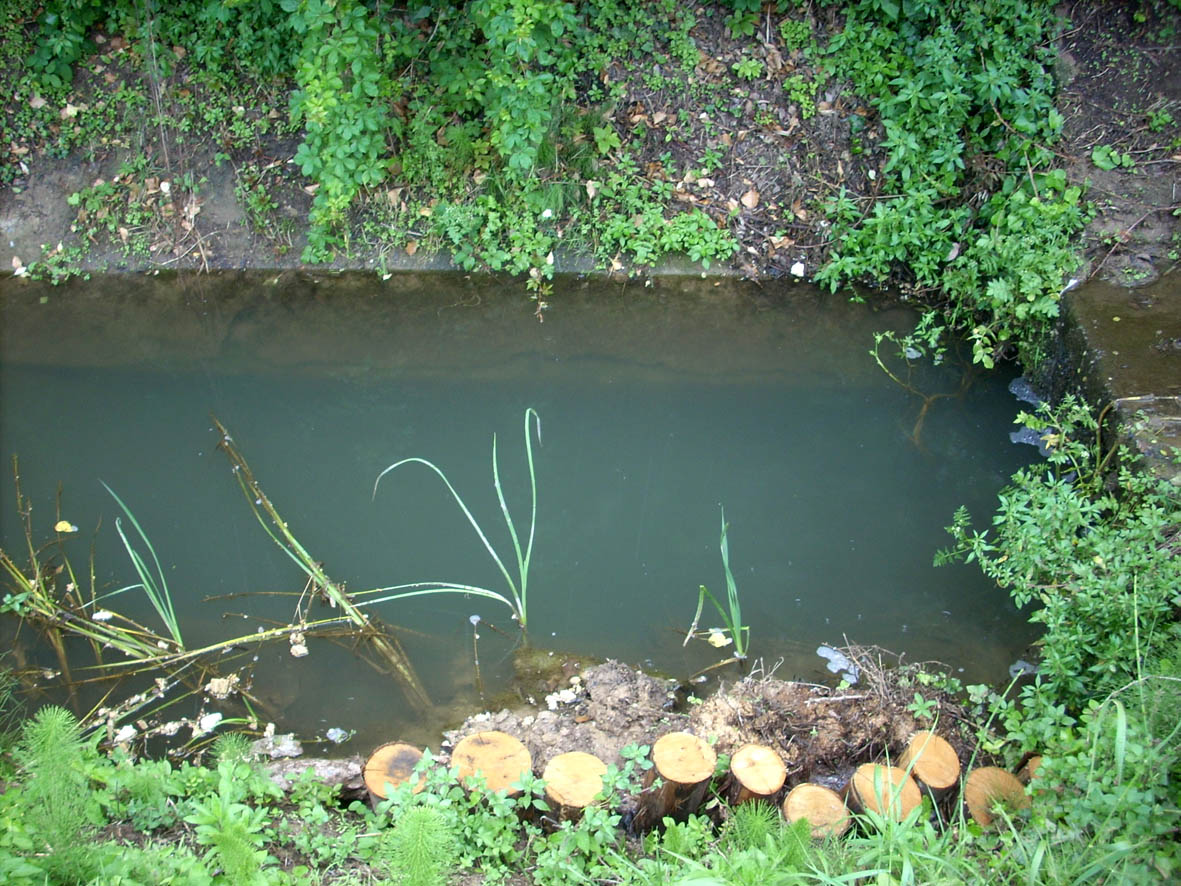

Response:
(363, 742), (425, 805)
(542, 751), (608, 822)
(726, 743), (787, 805)
(782, 783), (851, 838)
(898, 731), (960, 796)
(452, 730), (532, 795)
(844, 763), (922, 821)
(1016, 755), (1043, 785)
(633, 731), (717, 829)
(964, 766), (1029, 827)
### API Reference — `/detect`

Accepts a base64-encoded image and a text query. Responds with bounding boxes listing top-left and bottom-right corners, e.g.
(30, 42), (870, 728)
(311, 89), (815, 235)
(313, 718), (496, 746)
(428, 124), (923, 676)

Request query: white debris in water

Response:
(195, 712), (223, 736)
(114, 724), (137, 744)
(790, 261), (806, 277)
(325, 727), (349, 744)
(816, 645), (860, 685)
(205, 675), (240, 699)
(289, 643), (309, 658)
(252, 732), (303, 759)
(91, 610), (114, 622)
(1009, 659), (1038, 679)
(545, 687), (580, 710)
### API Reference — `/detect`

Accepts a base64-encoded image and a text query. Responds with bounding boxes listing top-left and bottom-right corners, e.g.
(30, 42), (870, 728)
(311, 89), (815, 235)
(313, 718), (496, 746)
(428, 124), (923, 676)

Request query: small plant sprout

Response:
(684, 506), (750, 661)
(371, 408), (542, 632)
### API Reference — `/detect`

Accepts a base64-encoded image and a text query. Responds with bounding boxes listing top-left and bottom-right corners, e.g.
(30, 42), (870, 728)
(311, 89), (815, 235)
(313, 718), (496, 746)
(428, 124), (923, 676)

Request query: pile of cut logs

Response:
(364, 729), (1035, 835)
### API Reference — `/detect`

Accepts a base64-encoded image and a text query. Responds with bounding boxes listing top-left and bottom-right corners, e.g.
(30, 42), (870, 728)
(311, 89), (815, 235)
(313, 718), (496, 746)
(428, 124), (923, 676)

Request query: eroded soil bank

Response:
(0, 2), (1176, 284)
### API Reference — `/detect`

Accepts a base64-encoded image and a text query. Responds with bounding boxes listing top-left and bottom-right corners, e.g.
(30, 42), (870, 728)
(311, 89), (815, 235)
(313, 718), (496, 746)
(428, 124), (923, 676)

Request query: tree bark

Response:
(542, 751), (608, 823)
(633, 731), (717, 829)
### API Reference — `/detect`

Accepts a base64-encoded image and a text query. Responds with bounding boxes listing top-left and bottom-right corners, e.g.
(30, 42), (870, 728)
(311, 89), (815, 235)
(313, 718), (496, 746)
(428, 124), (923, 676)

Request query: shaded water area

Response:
(0, 271), (1039, 749)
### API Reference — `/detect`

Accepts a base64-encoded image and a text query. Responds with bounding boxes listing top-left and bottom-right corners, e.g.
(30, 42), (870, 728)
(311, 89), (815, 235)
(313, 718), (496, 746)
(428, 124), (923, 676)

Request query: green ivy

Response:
(283, 0), (394, 261)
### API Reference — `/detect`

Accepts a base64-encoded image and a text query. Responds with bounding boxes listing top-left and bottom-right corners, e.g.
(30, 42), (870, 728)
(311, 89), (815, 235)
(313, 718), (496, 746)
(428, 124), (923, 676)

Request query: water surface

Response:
(0, 271), (1038, 747)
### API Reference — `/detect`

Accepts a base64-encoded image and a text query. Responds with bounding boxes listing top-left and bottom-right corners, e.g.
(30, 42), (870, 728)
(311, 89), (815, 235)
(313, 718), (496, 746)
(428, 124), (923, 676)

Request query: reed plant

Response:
(684, 507), (749, 661)
(371, 407), (542, 632)
(101, 482), (182, 647)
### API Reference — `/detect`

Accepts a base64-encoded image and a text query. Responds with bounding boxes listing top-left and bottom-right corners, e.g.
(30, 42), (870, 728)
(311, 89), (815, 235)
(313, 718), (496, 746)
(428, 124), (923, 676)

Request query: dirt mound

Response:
(442, 648), (982, 792)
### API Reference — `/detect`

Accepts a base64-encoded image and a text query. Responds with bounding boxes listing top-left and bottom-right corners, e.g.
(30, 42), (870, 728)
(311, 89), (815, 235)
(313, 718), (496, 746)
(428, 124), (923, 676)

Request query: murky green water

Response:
(0, 271), (1038, 748)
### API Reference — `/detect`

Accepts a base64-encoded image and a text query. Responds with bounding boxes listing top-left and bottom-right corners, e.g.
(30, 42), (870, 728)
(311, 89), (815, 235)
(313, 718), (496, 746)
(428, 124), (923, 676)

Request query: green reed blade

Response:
(373, 408), (541, 629)
(101, 482), (183, 647)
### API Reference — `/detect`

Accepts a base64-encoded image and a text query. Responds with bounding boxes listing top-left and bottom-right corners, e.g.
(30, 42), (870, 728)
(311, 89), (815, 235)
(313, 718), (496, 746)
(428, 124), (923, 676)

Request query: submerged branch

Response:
(211, 416), (431, 711)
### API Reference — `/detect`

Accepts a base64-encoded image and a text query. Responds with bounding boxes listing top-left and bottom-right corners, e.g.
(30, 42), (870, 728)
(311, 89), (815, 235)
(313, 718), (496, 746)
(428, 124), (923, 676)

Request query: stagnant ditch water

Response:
(0, 271), (1040, 749)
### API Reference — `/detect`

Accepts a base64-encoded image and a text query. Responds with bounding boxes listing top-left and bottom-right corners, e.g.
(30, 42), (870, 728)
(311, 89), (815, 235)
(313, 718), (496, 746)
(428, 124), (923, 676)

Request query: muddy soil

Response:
(1054, 1), (1181, 286)
(1, 2), (1176, 283)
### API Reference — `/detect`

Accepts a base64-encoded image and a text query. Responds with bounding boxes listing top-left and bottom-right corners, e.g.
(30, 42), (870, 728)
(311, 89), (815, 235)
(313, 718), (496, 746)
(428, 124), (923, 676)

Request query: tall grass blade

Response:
(101, 482), (183, 646)
(1111, 697), (1127, 785)
(718, 506), (747, 658)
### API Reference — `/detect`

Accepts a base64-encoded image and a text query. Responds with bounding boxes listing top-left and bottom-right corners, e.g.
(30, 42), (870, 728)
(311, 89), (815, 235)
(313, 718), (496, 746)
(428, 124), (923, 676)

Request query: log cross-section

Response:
(964, 766), (1030, 827)
(542, 751), (608, 822)
(363, 742), (425, 805)
(898, 731), (960, 797)
(634, 731), (717, 830)
(726, 743), (787, 805)
(845, 763), (922, 821)
(451, 730), (533, 795)
(782, 783), (852, 838)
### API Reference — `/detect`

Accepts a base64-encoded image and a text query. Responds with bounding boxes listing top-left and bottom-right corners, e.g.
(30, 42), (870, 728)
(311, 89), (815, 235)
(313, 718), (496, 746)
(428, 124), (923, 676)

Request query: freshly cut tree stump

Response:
(898, 731), (960, 797)
(363, 742), (425, 805)
(633, 732), (717, 830)
(964, 766), (1029, 827)
(452, 730), (532, 795)
(782, 783), (851, 839)
(726, 743), (787, 805)
(542, 751), (608, 822)
(1016, 755), (1043, 785)
(844, 764), (922, 821)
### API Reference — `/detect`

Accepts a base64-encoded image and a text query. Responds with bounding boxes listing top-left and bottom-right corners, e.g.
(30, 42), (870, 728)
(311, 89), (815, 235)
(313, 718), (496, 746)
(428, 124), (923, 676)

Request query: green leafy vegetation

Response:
(816, 0), (1086, 368)
(939, 396), (1181, 879)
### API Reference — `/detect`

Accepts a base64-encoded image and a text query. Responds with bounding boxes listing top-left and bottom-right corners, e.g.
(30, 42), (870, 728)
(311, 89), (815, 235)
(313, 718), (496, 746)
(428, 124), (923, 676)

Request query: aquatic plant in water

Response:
(370, 407), (542, 632)
(684, 506), (750, 661)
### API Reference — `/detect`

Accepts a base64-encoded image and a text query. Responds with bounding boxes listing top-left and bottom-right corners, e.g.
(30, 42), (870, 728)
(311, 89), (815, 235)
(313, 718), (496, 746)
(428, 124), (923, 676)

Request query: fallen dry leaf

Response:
(585, 180), (599, 199)
(405, 240), (418, 255)
(741, 189), (760, 209)
(29, 94), (46, 109)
